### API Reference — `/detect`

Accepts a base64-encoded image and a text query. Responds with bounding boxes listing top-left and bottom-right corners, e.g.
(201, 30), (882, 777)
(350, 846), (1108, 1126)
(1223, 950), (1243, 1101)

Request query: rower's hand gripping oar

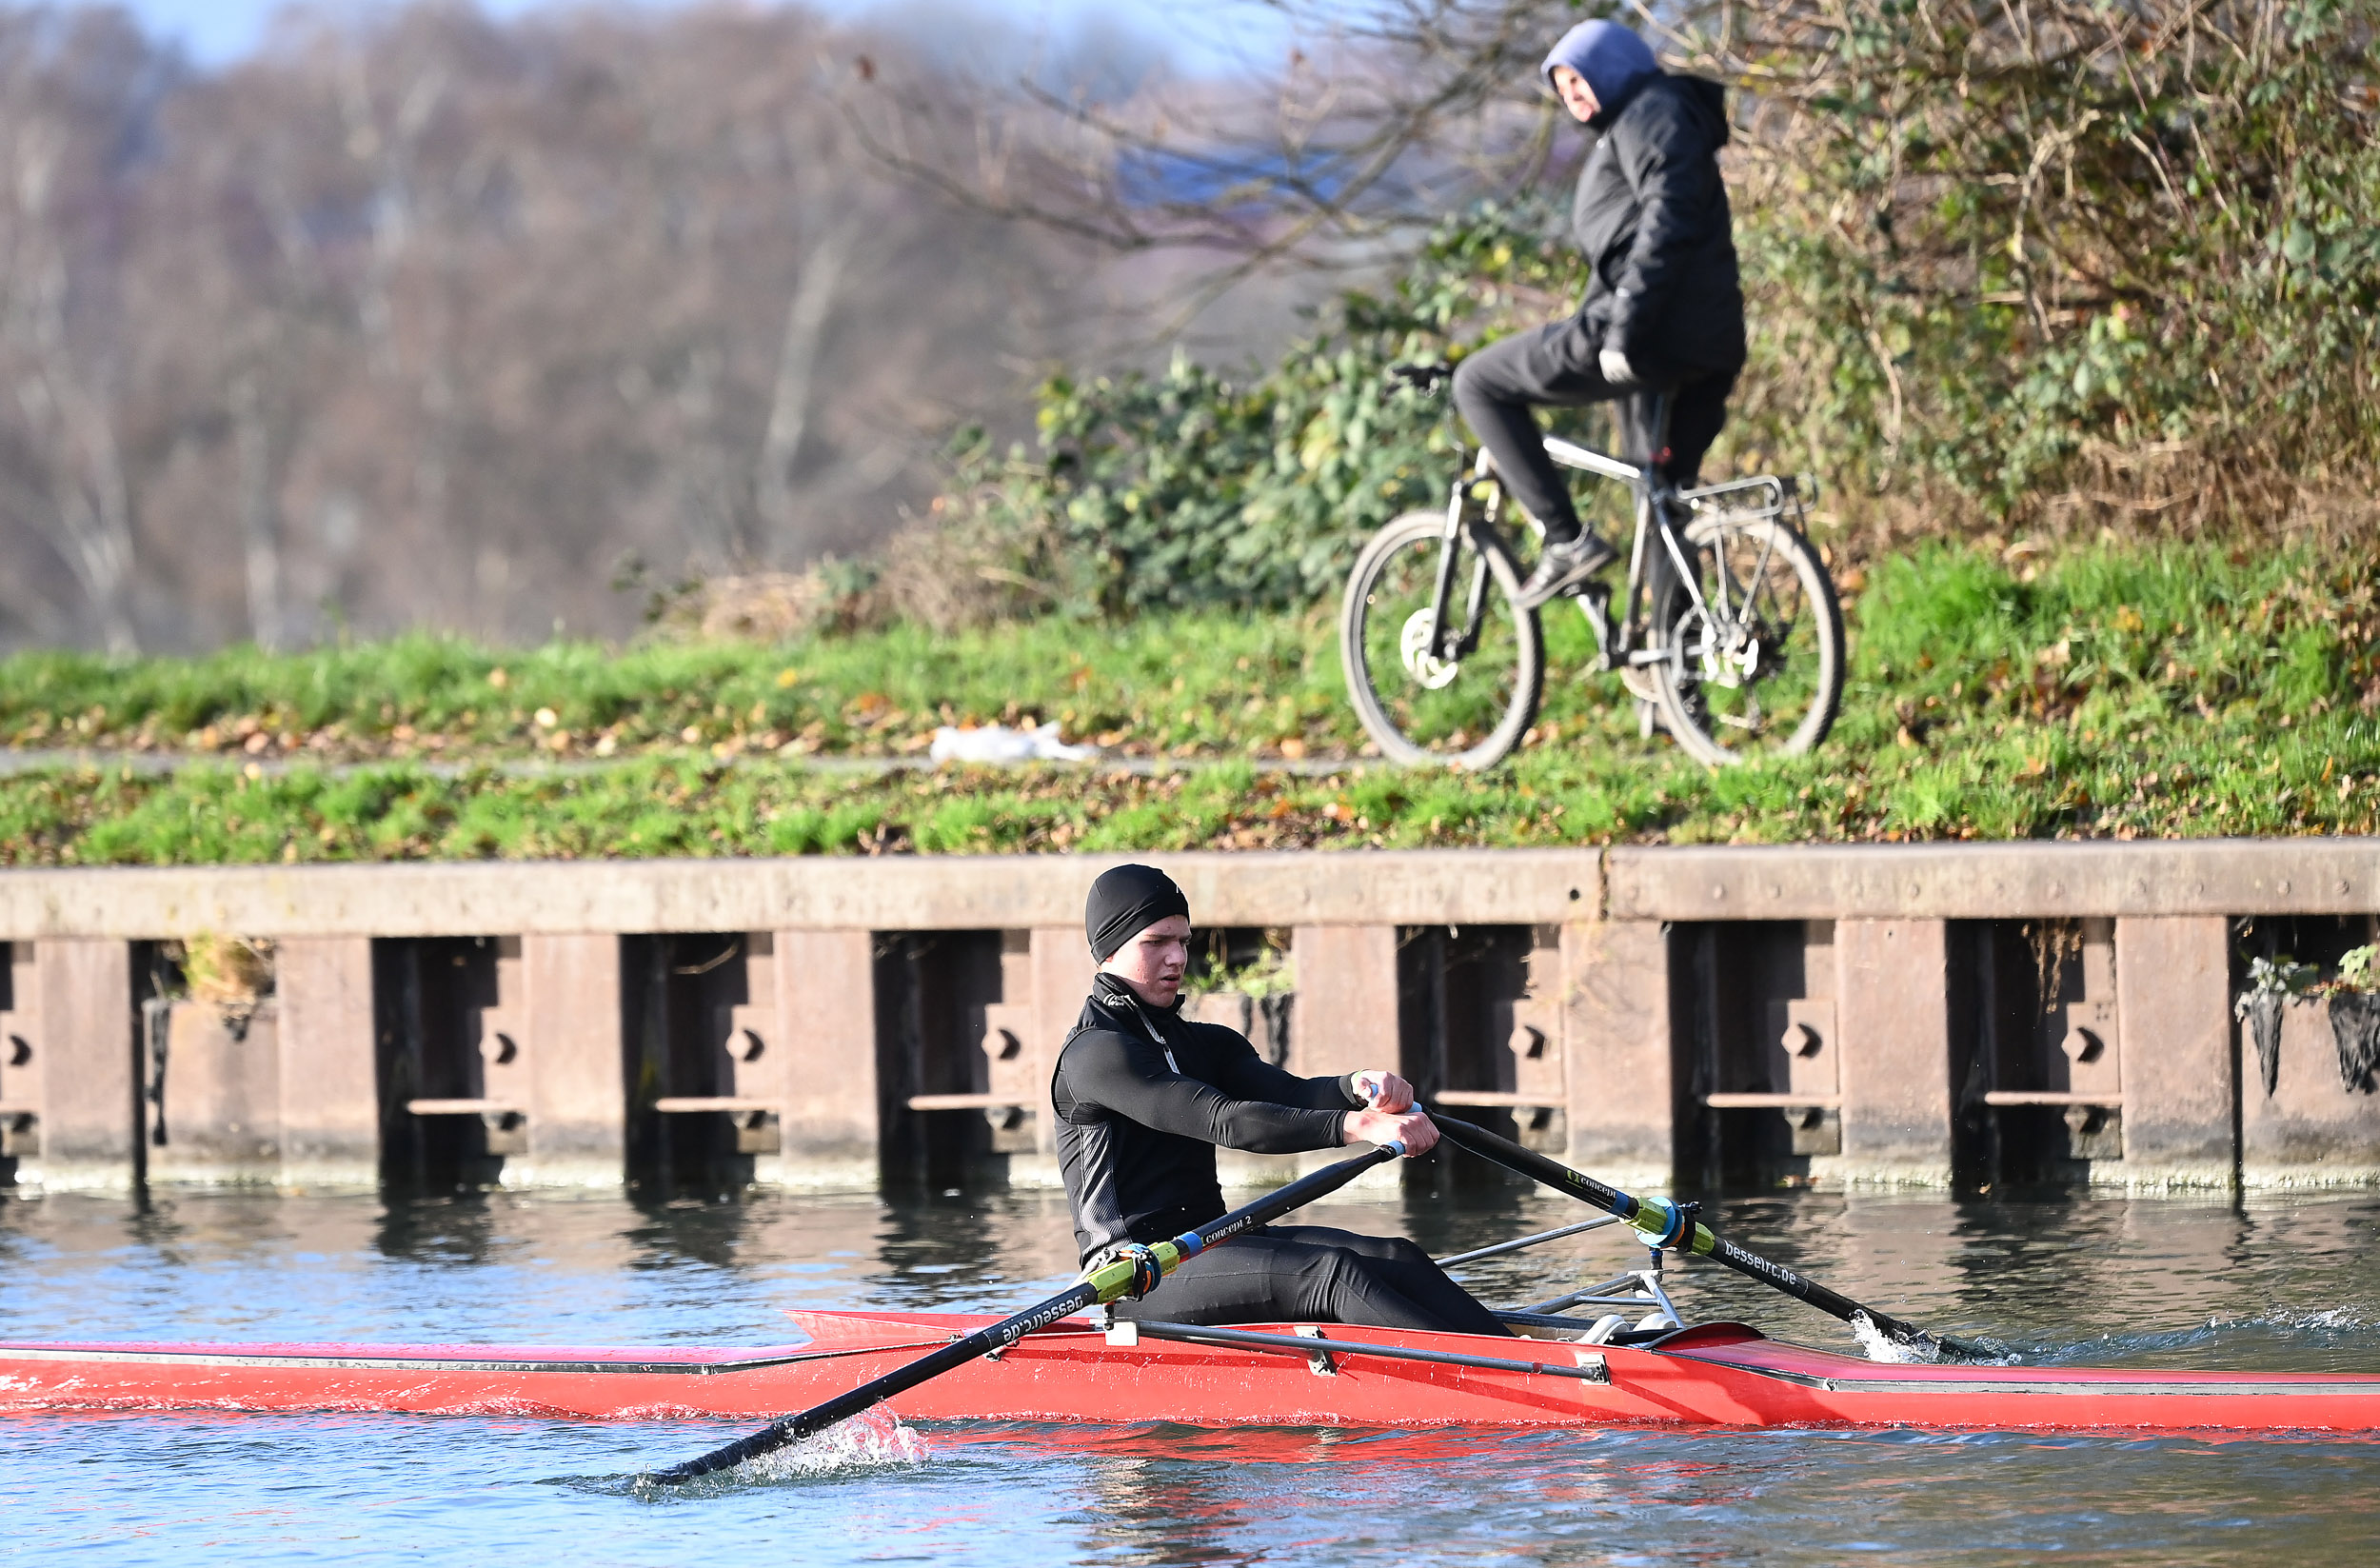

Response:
(649, 1139), (1406, 1484)
(1426, 1112), (1992, 1362)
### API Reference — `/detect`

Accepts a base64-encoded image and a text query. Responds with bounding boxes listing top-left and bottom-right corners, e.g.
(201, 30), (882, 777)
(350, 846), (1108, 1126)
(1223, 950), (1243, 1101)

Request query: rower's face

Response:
(1103, 915), (1192, 1006)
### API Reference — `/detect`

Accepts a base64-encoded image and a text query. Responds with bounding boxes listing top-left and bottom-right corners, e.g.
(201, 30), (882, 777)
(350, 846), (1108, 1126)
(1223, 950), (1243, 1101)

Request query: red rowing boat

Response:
(8, 1309), (2377, 1434)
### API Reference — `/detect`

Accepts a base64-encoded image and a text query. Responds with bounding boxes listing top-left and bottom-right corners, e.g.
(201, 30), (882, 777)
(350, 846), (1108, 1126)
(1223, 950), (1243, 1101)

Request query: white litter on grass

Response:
(929, 722), (1098, 764)
(1850, 1312), (1945, 1364)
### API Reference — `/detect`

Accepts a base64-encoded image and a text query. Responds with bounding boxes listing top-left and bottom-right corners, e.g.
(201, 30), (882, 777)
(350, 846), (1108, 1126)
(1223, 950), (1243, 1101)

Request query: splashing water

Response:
(618, 1406), (932, 1497)
(1850, 1313), (1944, 1364)
(744, 1406), (932, 1481)
(2211, 1304), (2372, 1334)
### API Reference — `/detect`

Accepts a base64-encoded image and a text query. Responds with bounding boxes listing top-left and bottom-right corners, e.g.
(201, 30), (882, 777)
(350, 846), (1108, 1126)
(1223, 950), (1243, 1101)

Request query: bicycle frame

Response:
(1425, 391), (1715, 676)
(1363, 362), (1839, 768)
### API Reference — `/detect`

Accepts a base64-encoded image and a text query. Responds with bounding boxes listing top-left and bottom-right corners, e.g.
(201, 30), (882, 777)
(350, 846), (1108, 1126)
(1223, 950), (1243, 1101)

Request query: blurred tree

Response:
(0, 0), (1140, 651)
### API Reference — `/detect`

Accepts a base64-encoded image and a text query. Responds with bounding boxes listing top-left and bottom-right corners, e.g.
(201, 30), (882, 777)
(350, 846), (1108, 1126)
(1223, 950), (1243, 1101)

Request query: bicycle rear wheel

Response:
(1340, 510), (1542, 769)
(1651, 512), (1843, 766)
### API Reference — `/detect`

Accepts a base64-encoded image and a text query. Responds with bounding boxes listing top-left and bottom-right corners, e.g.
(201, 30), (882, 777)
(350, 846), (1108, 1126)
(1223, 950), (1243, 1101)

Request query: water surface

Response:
(5, 1183), (2378, 1564)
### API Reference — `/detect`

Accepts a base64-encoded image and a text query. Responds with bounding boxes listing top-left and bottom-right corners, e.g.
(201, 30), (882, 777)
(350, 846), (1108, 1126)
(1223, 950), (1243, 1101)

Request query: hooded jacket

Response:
(1051, 973), (1366, 1263)
(1552, 33), (1745, 376)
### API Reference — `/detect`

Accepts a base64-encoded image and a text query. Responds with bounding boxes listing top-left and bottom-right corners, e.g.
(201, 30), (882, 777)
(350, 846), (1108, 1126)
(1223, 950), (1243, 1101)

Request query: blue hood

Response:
(1541, 20), (1657, 122)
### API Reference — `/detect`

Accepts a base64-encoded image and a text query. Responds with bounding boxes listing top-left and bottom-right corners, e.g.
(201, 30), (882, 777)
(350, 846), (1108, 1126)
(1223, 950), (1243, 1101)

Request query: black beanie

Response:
(1085, 863), (1190, 962)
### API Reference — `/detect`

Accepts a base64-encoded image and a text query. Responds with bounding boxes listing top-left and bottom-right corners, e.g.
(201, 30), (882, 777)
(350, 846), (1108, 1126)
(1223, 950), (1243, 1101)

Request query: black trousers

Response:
(1452, 316), (1740, 541)
(1113, 1224), (1510, 1338)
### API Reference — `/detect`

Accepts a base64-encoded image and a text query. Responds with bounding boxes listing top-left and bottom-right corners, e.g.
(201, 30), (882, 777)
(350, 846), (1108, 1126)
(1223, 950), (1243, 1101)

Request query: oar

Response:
(1427, 1111), (1991, 1361)
(649, 1138), (1406, 1484)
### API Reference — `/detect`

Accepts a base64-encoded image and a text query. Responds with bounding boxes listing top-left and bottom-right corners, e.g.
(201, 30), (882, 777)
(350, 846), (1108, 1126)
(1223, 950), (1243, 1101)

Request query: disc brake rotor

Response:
(1399, 609), (1462, 690)
(1669, 605), (1770, 734)
(1680, 606), (1761, 689)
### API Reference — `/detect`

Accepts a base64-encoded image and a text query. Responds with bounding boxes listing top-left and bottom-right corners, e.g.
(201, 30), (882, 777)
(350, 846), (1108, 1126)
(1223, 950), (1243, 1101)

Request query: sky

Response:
(114, 0), (1286, 75)
(126, 0), (531, 61)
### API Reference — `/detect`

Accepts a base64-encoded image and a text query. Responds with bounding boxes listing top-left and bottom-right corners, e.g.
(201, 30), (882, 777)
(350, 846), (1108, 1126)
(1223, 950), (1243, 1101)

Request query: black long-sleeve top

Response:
(1569, 72), (1744, 376)
(1052, 972), (1366, 1262)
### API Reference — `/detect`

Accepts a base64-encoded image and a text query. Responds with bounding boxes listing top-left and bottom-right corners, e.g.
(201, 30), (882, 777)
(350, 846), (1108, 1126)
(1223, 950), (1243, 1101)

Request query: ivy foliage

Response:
(1716, 0), (2380, 519)
(942, 202), (1587, 620)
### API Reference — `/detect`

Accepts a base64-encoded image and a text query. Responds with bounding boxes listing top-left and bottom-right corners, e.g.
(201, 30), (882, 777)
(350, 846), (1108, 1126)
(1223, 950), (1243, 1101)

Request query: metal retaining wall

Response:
(0, 840), (2373, 1194)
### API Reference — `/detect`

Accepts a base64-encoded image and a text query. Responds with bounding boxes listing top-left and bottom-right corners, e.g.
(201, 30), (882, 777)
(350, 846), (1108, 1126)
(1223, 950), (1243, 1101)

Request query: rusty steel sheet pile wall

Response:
(0, 841), (2373, 1194)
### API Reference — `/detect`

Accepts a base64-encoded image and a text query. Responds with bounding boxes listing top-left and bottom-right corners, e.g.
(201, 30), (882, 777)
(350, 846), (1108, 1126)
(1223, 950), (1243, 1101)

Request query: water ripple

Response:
(5, 1185), (2380, 1562)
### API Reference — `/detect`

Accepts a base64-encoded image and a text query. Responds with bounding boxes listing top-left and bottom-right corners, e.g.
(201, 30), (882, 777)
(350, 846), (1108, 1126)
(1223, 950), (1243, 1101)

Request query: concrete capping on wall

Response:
(4, 839), (2371, 943)
(4, 839), (2372, 941)
(1610, 839), (2380, 922)
(0, 851), (1605, 940)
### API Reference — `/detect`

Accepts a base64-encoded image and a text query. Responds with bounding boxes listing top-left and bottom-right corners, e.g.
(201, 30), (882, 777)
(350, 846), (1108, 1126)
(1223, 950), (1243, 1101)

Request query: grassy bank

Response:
(2, 540), (2373, 864)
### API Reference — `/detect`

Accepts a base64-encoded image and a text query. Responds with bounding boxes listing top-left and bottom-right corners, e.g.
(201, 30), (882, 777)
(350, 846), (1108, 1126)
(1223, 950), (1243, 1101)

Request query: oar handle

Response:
(1425, 1111), (1978, 1358)
(650, 1139), (1405, 1483)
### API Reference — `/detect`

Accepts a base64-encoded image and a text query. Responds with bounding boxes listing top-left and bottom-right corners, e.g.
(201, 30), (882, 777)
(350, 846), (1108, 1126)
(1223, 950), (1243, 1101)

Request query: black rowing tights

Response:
(1114, 1224), (1511, 1337)
(1452, 317), (1740, 542)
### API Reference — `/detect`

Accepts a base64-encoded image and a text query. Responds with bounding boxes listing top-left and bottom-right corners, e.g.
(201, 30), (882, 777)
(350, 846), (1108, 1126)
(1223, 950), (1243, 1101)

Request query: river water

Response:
(5, 1181), (2379, 1564)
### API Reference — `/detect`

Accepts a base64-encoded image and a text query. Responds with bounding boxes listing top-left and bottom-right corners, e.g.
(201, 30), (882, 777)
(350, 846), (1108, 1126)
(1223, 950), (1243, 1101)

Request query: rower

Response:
(1052, 863), (1510, 1337)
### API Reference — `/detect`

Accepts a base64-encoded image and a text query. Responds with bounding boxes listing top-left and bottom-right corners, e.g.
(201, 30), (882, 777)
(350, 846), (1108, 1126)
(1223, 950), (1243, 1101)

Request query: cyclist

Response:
(1452, 20), (1746, 611)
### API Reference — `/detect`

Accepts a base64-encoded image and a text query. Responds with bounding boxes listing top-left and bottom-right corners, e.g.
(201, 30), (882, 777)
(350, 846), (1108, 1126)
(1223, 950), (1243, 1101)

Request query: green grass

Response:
(0, 614), (1355, 762)
(2, 539), (2374, 864)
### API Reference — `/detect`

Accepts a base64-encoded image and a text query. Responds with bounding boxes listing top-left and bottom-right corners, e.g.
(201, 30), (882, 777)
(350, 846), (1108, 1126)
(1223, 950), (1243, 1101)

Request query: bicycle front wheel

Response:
(1339, 509), (1542, 769)
(1651, 512), (1844, 766)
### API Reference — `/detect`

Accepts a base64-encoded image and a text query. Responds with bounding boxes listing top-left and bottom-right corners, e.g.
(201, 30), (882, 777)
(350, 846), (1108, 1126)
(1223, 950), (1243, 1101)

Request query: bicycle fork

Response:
(1426, 457), (1496, 664)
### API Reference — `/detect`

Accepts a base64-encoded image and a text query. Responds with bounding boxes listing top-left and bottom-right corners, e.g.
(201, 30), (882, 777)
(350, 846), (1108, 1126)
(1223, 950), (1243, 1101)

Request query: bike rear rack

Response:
(1678, 472), (1818, 527)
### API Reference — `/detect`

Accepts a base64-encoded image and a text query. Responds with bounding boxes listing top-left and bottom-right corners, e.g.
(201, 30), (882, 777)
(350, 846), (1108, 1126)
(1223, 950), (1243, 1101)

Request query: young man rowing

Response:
(1051, 863), (1509, 1336)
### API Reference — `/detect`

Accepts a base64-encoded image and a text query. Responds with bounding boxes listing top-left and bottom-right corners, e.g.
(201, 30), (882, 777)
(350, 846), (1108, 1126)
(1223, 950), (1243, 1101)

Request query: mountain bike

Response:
(1338, 363), (1843, 769)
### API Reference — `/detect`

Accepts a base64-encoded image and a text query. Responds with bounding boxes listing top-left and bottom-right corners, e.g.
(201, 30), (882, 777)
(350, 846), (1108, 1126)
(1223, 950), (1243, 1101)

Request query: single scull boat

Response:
(13, 1137), (2373, 1444)
(8, 1306), (2377, 1435)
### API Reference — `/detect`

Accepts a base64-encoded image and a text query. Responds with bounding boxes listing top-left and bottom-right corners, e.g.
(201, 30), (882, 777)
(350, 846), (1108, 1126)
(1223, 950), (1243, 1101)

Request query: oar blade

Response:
(648, 1326), (1002, 1484)
(650, 1422), (790, 1486)
(1914, 1330), (1998, 1363)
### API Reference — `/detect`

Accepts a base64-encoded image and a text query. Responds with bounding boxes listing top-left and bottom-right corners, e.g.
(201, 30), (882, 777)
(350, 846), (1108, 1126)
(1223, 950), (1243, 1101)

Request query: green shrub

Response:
(942, 202), (1591, 620)
(1704, 0), (2380, 524)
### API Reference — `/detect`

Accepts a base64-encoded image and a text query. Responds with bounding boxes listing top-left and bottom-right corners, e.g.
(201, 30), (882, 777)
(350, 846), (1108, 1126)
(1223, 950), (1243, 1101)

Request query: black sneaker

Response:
(1514, 533), (1617, 610)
